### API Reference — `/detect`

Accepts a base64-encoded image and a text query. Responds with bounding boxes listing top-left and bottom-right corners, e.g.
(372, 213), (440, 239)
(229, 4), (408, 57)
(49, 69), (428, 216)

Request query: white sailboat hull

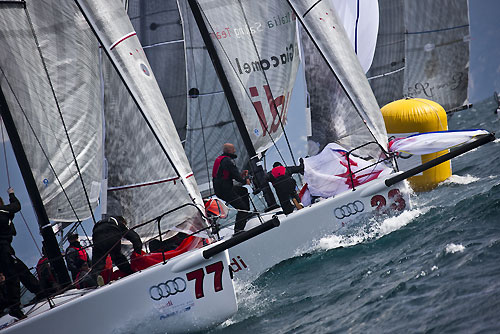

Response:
(0, 247), (236, 334)
(222, 175), (410, 282)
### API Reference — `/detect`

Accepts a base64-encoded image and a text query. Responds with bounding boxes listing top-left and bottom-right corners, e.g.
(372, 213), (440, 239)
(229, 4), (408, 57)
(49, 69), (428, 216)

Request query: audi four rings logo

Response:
(149, 277), (187, 300)
(334, 200), (365, 219)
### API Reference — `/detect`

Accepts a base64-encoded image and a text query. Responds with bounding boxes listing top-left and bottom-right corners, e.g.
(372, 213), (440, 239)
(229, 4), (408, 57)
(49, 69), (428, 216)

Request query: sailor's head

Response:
(273, 162), (282, 168)
(223, 143), (236, 155)
(0, 197), (3, 206)
(68, 233), (79, 242)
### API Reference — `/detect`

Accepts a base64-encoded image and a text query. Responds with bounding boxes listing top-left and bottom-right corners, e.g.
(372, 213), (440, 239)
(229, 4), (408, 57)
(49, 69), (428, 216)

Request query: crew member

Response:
(91, 216), (142, 280)
(65, 233), (90, 281)
(266, 159), (304, 215)
(0, 187), (26, 319)
(213, 143), (251, 234)
(36, 247), (59, 296)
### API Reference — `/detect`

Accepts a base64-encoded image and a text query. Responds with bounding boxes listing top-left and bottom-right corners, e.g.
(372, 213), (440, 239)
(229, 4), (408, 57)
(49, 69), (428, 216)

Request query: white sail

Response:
(76, 0), (208, 236)
(366, 0), (405, 108)
(291, 0), (388, 159)
(127, 0), (249, 196)
(193, 0), (301, 155)
(404, 0), (470, 111)
(368, 0), (470, 111)
(331, 0), (379, 73)
(0, 0), (102, 222)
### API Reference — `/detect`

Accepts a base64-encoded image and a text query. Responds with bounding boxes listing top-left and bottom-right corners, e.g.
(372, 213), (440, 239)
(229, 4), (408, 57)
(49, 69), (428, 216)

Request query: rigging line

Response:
(405, 24), (469, 35)
(1, 118), (11, 185)
(19, 211), (42, 256)
(183, 12), (212, 195)
(354, 0), (360, 54)
(236, 0), (298, 167)
(288, 1), (387, 154)
(0, 67), (82, 224)
(0, 122), (42, 255)
(23, 7), (96, 224)
(198, 5), (287, 165)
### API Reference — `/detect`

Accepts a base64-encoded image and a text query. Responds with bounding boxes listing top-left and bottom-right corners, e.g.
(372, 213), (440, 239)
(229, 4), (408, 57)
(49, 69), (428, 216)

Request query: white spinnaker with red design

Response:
(388, 130), (490, 155)
(194, 0), (300, 154)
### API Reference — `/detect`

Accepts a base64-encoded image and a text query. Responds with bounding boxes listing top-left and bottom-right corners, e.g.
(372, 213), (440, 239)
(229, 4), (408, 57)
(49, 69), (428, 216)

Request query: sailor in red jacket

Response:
(266, 159), (304, 215)
(65, 233), (91, 281)
(213, 143), (251, 234)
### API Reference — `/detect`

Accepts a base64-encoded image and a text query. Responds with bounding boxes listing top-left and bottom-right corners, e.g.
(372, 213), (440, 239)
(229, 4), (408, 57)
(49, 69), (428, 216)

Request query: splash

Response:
(445, 243), (465, 254)
(217, 279), (276, 328)
(441, 174), (479, 185)
(313, 208), (427, 251)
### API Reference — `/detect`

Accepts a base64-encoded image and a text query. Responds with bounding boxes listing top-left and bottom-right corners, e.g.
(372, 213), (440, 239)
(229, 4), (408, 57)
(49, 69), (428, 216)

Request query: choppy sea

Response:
(206, 98), (500, 334)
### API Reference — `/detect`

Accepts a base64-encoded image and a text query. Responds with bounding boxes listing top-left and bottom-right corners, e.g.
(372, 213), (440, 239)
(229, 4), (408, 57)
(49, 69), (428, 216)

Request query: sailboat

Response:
(367, 0), (472, 114)
(0, 0), (280, 332)
(177, 0), (494, 283)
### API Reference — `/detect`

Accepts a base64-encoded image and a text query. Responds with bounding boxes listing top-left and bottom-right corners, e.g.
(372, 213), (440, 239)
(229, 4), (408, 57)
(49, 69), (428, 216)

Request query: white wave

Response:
(313, 208), (428, 252)
(219, 279), (275, 327)
(441, 174), (480, 185)
(494, 138), (500, 143)
(445, 243), (465, 254)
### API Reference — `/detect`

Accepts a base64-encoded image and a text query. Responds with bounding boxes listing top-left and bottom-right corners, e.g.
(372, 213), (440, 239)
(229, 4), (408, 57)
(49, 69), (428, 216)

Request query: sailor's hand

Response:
(7, 187), (14, 194)
(246, 178), (251, 185)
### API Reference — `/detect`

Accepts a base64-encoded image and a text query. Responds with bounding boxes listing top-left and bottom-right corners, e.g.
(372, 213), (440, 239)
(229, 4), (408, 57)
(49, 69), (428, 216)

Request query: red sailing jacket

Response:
(212, 155), (231, 180)
(68, 246), (89, 263)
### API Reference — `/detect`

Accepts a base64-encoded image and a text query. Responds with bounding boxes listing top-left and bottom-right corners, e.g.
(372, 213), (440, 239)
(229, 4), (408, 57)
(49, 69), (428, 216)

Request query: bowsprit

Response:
(334, 200), (365, 219)
(149, 277), (187, 301)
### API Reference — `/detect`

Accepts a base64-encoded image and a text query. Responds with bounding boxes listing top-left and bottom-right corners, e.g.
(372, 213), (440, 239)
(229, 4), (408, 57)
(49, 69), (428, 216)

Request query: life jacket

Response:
(36, 256), (56, 282)
(271, 165), (287, 179)
(69, 245), (88, 263)
(212, 155), (231, 180)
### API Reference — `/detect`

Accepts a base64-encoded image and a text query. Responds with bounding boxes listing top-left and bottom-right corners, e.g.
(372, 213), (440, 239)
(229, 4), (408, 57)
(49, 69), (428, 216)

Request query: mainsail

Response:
(366, 0), (405, 108)
(291, 0), (388, 159)
(404, 0), (470, 111)
(0, 0), (102, 222)
(127, 0), (248, 195)
(76, 0), (208, 238)
(190, 0), (301, 156)
(368, 0), (470, 111)
(127, 1), (188, 141)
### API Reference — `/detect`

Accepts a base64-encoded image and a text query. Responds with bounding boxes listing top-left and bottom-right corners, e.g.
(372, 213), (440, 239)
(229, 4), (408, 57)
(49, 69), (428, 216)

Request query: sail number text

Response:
(186, 261), (224, 299)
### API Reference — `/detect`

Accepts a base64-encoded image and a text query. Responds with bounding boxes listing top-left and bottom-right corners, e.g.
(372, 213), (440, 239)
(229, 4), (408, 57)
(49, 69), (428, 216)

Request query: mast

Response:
(188, 0), (277, 209)
(0, 88), (71, 287)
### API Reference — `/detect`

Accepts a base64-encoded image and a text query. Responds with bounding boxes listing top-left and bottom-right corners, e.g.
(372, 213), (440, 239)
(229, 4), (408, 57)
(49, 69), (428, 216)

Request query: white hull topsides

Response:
(221, 174), (411, 282)
(0, 247), (237, 334)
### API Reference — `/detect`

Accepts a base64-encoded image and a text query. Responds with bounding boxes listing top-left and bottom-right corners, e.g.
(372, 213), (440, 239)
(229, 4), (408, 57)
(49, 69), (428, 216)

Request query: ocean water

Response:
(207, 99), (500, 333)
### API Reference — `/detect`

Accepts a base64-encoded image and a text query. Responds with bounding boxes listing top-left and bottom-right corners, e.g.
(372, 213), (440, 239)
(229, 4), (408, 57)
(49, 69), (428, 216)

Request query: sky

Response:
(1, 0), (500, 269)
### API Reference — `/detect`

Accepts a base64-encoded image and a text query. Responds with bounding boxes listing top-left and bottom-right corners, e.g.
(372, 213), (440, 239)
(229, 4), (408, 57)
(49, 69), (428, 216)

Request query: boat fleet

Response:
(0, 0), (494, 333)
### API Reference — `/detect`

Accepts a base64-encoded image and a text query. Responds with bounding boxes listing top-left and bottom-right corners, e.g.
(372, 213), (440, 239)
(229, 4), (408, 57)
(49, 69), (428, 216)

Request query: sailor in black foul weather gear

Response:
(0, 188), (34, 319)
(213, 143), (252, 234)
(65, 233), (91, 281)
(266, 159), (304, 215)
(91, 216), (142, 279)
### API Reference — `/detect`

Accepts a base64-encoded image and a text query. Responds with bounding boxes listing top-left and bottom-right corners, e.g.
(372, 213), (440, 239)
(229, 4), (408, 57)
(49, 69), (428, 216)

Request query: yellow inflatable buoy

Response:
(381, 98), (451, 192)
